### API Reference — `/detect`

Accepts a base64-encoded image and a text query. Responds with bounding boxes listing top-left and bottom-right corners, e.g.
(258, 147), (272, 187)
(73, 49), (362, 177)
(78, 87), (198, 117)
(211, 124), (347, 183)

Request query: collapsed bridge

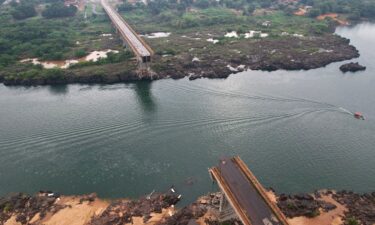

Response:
(209, 156), (290, 225)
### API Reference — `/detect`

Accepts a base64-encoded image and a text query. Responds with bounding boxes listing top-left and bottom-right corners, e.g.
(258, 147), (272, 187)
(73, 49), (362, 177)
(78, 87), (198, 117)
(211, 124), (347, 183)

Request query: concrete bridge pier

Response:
(218, 193), (237, 222)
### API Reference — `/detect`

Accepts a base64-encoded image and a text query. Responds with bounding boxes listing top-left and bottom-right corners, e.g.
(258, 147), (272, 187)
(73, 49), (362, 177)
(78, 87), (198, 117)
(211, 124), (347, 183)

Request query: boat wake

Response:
(164, 81), (357, 119)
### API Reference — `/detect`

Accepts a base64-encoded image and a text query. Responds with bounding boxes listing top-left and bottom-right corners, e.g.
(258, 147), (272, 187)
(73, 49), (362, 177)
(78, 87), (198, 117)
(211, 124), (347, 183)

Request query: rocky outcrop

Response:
(0, 191), (64, 224)
(277, 193), (336, 218)
(89, 192), (180, 225)
(154, 34), (360, 81)
(1, 33), (361, 86)
(2, 71), (141, 86)
(158, 203), (207, 225)
(2, 190), (375, 225)
(333, 190), (375, 225)
(340, 62), (366, 72)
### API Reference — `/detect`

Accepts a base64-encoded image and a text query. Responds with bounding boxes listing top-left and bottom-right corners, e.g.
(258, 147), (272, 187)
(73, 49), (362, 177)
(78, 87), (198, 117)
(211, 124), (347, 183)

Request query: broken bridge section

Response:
(209, 156), (290, 225)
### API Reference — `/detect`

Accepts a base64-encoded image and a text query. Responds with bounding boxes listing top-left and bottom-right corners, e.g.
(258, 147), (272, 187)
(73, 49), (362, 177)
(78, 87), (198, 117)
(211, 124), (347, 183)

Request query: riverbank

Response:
(0, 33), (359, 86)
(0, 0), (364, 86)
(1, 189), (374, 225)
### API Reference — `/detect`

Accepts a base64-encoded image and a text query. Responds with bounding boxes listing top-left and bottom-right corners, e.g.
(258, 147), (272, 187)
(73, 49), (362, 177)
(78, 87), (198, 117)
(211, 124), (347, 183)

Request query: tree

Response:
(11, 2), (37, 20)
(42, 2), (77, 18)
(194, 0), (210, 9)
(118, 1), (134, 12)
(347, 217), (359, 225)
(308, 8), (321, 17)
(0, 54), (15, 67)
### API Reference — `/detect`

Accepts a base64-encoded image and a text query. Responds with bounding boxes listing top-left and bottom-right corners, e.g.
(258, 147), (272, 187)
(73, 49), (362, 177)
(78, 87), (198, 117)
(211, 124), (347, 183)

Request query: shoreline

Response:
(0, 33), (360, 86)
(1, 189), (374, 225)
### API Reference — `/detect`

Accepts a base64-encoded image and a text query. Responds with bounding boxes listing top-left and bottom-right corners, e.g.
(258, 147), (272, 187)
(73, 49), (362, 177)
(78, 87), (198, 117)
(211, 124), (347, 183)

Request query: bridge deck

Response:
(101, 0), (151, 58)
(210, 156), (290, 225)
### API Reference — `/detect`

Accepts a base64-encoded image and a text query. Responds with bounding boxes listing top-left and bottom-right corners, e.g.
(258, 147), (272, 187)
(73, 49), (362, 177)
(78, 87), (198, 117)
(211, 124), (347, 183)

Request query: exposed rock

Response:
(89, 192), (180, 225)
(333, 190), (375, 225)
(340, 62), (366, 72)
(277, 193), (335, 218)
(0, 192), (63, 225)
(157, 203), (207, 225)
(1, 34), (360, 86)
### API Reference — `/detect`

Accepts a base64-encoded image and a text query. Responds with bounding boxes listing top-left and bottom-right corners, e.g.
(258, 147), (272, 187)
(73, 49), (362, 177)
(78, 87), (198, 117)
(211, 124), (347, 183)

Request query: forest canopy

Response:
(42, 2), (77, 18)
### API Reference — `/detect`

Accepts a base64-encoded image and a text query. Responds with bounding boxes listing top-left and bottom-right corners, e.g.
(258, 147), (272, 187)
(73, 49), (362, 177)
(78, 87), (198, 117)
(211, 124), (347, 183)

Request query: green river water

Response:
(0, 23), (375, 204)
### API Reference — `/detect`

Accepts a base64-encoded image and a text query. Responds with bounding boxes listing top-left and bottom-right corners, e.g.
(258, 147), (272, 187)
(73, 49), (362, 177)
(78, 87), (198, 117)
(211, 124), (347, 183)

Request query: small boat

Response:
(354, 112), (365, 120)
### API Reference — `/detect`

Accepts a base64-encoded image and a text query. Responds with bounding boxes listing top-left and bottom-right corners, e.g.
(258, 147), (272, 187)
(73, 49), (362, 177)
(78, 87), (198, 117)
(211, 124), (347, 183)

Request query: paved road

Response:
(218, 158), (282, 225)
(101, 0), (151, 57)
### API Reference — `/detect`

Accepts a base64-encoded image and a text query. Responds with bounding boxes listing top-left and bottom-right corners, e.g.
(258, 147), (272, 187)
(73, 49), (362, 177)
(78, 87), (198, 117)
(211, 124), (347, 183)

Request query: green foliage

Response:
(74, 49), (87, 58)
(42, 2), (77, 18)
(306, 208), (320, 218)
(42, 68), (64, 78)
(0, 17), (80, 63)
(286, 202), (297, 209)
(0, 54), (16, 67)
(3, 203), (12, 213)
(311, 22), (329, 34)
(13, 67), (65, 79)
(11, 1), (37, 20)
(194, 0), (210, 9)
(69, 50), (133, 69)
(156, 48), (176, 55)
(347, 217), (359, 225)
(301, 0), (375, 19)
(172, 7), (243, 28)
(118, 1), (134, 12)
(18, 69), (42, 79)
(308, 8), (321, 18)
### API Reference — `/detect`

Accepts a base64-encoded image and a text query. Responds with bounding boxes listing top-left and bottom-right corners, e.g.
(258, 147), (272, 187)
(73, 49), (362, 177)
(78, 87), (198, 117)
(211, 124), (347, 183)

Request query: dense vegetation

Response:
(11, 1), (37, 20)
(301, 0), (375, 20)
(119, 0), (375, 21)
(42, 2), (77, 18)
(1, 0), (374, 83)
(0, 17), (82, 65)
(0, 0), (130, 80)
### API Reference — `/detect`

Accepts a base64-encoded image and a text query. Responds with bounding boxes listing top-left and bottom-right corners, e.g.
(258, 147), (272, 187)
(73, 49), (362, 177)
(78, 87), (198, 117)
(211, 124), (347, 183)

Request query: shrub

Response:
(347, 217), (359, 225)
(11, 2), (37, 20)
(74, 49), (87, 58)
(42, 2), (77, 19)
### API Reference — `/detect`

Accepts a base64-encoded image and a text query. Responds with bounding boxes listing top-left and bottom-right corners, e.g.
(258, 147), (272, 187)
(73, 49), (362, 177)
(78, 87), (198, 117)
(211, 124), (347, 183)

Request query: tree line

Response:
(9, 0), (77, 20)
(119, 0), (375, 20)
(301, 0), (375, 19)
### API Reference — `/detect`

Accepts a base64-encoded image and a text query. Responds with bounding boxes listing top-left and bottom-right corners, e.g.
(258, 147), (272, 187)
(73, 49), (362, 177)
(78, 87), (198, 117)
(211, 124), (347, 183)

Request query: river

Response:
(0, 23), (375, 204)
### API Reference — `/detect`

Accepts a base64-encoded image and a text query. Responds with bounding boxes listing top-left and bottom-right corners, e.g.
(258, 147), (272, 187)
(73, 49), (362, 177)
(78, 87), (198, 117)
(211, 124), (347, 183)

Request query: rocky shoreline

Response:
(1, 189), (374, 225)
(0, 34), (360, 86)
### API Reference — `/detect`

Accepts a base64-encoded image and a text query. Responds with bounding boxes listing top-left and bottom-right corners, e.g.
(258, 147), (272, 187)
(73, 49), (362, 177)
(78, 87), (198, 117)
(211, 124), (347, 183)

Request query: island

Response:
(339, 62), (367, 73)
(0, 0), (374, 85)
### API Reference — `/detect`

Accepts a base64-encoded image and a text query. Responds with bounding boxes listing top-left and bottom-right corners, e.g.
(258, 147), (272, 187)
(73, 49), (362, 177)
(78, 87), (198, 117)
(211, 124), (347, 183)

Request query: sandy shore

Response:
(2, 190), (374, 225)
(287, 194), (347, 225)
(2, 195), (181, 225)
(266, 190), (348, 225)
